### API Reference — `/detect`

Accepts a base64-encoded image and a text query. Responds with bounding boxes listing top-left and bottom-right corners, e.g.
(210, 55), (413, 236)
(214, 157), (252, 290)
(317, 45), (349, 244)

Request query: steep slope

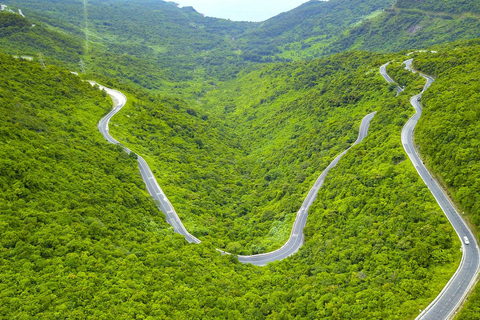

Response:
(107, 50), (459, 302)
(0, 49), (462, 320)
(328, 0), (480, 54)
(1, 9), (471, 318)
(380, 40), (480, 318)
(2, 0), (254, 80)
(0, 53), (180, 317)
(106, 50), (461, 318)
(406, 41), (480, 319)
(0, 11), (83, 69)
(395, 0), (480, 14)
(0, 9), (174, 91)
(2, 1), (478, 318)
(413, 40), (480, 232)
(238, 0), (395, 62)
(2, 0), (396, 79)
(112, 52), (382, 252)
(5, 0), (480, 87)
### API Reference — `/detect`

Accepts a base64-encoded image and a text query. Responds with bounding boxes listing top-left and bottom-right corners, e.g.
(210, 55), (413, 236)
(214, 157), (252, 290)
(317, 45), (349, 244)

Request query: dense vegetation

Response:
(111, 51), (401, 253)
(413, 40), (480, 229)
(5, 0), (480, 92)
(328, 0), (480, 55)
(0, 9), (174, 93)
(2, 0), (255, 80)
(0, 11), (83, 69)
(377, 39), (480, 318)
(1, 0), (394, 78)
(5, 0), (480, 80)
(3, 0), (480, 318)
(237, 0), (394, 62)
(404, 41), (480, 319)
(0, 48), (462, 318)
(396, 0), (480, 14)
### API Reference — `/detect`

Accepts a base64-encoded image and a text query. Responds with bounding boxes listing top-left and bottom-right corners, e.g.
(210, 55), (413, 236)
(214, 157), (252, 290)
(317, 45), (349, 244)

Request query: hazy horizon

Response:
(173, 0), (326, 22)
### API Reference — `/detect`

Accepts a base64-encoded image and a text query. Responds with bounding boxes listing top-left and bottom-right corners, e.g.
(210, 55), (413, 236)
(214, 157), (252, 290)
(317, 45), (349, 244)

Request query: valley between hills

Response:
(1, 0), (480, 319)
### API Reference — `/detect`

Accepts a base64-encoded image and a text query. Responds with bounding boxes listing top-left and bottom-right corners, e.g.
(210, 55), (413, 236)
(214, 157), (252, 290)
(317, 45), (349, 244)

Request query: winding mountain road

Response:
(94, 82), (376, 265)
(235, 111), (376, 266)
(380, 61), (480, 320)
(94, 82), (200, 244)
(95, 60), (479, 310)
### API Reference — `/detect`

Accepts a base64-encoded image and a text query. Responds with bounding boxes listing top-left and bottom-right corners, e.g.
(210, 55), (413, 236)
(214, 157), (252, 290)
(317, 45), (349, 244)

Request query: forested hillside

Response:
(0, 11), (83, 69)
(237, 0), (394, 62)
(0, 50), (461, 319)
(110, 51), (404, 253)
(414, 40), (480, 227)
(3, 0), (480, 318)
(2, 0), (255, 80)
(406, 40), (480, 319)
(4, 0), (480, 86)
(1, 0), (395, 77)
(0, 9), (177, 93)
(395, 0), (480, 14)
(328, 0), (480, 54)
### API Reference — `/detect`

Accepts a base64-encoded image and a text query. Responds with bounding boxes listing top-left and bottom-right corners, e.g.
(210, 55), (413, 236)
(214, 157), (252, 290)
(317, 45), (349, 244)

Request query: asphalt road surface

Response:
(94, 62), (479, 311)
(94, 81), (377, 264)
(235, 112), (377, 266)
(380, 62), (404, 95)
(380, 61), (480, 320)
(92, 61), (478, 315)
(95, 82), (200, 244)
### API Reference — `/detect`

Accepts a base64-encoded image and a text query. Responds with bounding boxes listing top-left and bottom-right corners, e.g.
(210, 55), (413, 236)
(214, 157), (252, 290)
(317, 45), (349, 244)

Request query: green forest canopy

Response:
(2, 0), (480, 318)
(0, 48), (462, 318)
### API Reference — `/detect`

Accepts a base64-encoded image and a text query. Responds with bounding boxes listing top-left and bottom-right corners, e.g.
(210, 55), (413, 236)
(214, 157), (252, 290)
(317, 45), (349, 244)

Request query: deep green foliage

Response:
(105, 50), (461, 318)
(4, 0), (480, 93)
(396, 0), (480, 14)
(0, 12), (83, 69)
(1, 0), (394, 79)
(386, 59), (427, 96)
(389, 39), (480, 320)
(0, 50), (462, 319)
(111, 52), (392, 253)
(237, 0), (394, 62)
(0, 10), (30, 29)
(304, 97), (459, 318)
(413, 41), (480, 226)
(2, 0), (479, 318)
(4, 0), (480, 87)
(386, 61), (418, 89)
(3, 0), (254, 80)
(0, 7), (200, 94)
(328, 1), (480, 55)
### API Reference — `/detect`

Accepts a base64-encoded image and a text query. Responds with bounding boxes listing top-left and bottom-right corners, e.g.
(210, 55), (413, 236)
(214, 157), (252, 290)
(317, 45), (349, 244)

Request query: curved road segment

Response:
(94, 82), (376, 265)
(380, 61), (480, 320)
(94, 82), (200, 244)
(235, 112), (377, 266)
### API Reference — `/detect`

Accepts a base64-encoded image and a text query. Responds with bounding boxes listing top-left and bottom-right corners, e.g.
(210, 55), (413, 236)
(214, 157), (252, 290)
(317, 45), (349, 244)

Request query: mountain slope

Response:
(1, 0), (396, 77)
(103, 50), (462, 318)
(4, 0), (480, 82)
(328, 0), (480, 54)
(411, 40), (480, 229)
(239, 0), (393, 61)
(1, 0), (479, 318)
(382, 40), (480, 319)
(112, 52), (387, 252)
(0, 49), (462, 320)
(238, 0), (395, 62)
(2, 0), (254, 80)
(0, 11), (83, 69)
(395, 0), (480, 14)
